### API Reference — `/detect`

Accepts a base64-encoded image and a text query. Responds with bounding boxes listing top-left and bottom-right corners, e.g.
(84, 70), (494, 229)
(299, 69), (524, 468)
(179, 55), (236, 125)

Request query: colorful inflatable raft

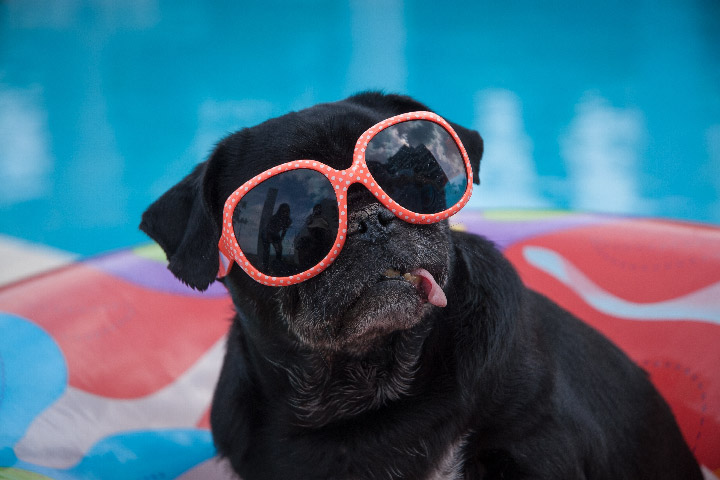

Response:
(1, 211), (718, 479)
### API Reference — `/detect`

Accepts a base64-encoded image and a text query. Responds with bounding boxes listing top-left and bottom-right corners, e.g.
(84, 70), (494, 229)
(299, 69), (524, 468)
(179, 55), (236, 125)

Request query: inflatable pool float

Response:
(1, 211), (718, 479)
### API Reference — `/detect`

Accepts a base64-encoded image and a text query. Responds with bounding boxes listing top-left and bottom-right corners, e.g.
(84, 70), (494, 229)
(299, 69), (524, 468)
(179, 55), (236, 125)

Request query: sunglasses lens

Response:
(232, 169), (339, 277)
(365, 120), (467, 214)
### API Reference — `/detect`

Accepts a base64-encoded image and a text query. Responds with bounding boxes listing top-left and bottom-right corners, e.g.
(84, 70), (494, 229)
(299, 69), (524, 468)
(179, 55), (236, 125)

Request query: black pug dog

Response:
(141, 92), (701, 479)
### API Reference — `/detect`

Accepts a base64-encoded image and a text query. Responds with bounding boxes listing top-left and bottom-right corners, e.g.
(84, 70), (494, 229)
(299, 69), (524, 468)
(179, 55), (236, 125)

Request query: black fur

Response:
(141, 92), (701, 479)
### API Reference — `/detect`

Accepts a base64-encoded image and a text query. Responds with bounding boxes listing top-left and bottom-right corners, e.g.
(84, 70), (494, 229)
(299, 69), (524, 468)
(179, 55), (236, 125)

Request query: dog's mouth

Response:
(280, 219), (452, 354)
(283, 261), (448, 354)
(320, 263), (448, 352)
(382, 268), (447, 308)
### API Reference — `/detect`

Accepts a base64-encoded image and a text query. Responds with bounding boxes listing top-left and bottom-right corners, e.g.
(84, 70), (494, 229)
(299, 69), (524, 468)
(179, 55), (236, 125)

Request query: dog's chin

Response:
(286, 275), (440, 356)
(336, 279), (431, 354)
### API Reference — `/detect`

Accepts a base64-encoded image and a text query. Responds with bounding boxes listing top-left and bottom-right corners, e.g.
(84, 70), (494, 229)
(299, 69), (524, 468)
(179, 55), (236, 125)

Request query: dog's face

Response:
(282, 200), (452, 354)
(141, 93), (483, 356)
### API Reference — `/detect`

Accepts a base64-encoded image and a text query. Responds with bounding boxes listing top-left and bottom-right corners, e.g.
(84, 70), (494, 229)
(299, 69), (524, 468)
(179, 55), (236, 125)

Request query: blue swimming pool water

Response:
(1, 0), (719, 256)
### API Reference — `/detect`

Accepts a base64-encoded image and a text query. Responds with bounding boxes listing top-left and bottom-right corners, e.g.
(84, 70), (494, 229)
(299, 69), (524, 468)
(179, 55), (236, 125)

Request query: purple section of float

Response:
(452, 211), (613, 250)
(88, 252), (228, 298)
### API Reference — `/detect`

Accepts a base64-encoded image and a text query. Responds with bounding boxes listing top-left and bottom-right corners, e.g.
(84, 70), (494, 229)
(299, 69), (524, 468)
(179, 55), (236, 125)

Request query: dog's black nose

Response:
(347, 203), (396, 243)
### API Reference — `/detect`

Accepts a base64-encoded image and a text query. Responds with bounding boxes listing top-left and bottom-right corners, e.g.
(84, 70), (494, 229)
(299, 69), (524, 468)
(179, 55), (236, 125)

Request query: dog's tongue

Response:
(410, 268), (447, 307)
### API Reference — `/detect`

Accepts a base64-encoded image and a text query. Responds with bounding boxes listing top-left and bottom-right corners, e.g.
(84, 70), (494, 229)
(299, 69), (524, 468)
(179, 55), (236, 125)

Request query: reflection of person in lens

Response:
(261, 203), (292, 270)
(295, 204), (332, 269)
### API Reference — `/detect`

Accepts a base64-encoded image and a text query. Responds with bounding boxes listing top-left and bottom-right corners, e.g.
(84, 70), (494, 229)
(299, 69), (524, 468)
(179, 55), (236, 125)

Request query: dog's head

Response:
(141, 92), (483, 355)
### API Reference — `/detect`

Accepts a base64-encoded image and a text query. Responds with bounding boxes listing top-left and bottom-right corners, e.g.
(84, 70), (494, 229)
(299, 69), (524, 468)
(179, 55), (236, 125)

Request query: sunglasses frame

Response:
(218, 110), (473, 286)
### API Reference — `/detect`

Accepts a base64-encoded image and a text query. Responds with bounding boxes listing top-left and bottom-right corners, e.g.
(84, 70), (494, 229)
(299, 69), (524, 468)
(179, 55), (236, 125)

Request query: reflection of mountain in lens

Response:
(369, 144), (449, 214)
(389, 144), (446, 180)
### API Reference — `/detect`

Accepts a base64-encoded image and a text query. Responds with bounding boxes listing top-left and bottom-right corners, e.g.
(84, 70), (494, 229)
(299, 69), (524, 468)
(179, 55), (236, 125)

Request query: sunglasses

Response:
(218, 111), (473, 286)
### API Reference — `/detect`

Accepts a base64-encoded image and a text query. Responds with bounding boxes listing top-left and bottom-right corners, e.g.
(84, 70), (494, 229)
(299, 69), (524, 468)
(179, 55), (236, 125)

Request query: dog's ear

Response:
(448, 121), (483, 185)
(140, 161), (220, 291)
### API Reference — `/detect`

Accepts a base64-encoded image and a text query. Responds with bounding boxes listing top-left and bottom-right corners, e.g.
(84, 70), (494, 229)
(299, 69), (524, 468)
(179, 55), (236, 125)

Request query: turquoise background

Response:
(1, 0), (718, 256)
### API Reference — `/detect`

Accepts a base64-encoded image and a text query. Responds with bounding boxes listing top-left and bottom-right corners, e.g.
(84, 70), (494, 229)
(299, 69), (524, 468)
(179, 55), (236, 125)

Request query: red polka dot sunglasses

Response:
(218, 110), (474, 286)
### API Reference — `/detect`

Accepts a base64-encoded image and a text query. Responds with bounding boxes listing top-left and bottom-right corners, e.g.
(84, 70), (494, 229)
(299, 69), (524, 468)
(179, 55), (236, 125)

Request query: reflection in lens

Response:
(365, 120), (467, 214)
(232, 169), (338, 277)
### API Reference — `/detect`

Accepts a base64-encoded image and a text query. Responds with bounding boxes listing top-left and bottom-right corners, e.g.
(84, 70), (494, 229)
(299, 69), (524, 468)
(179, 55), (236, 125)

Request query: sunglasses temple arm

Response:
(217, 246), (233, 278)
